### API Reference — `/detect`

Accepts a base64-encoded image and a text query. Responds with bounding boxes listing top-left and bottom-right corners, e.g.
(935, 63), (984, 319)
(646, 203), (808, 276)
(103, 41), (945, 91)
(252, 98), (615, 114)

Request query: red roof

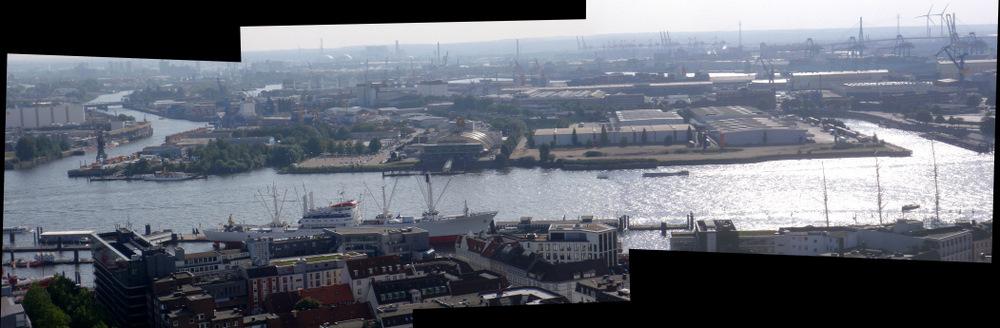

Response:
(299, 284), (354, 305)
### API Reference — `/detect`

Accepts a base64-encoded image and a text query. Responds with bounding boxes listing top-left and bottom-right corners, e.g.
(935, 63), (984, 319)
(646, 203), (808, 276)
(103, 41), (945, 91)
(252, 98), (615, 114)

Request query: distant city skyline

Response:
(240, 0), (998, 51)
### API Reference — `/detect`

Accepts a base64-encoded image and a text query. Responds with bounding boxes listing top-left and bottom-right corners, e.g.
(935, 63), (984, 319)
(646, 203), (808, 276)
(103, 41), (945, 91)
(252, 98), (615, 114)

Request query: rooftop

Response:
(706, 117), (801, 133)
(614, 109), (682, 122)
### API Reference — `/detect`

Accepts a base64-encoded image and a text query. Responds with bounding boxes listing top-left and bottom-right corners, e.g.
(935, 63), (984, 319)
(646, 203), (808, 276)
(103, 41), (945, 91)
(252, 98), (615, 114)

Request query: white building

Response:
(613, 109), (685, 126)
(790, 69), (889, 90)
(6, 103), (85, 129)
(239, 100), (257, 118)
(520, 222), (620, 268)
(938, 59), (996, 80)
(416, 80), (449, 97)
(707, 117), (808, 147)
(774, 231), (858, 256)
(533, 122), (692, 147)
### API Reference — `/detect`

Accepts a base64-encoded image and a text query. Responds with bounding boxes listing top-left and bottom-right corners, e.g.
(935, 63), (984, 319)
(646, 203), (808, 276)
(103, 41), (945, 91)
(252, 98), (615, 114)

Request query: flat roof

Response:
(689, 105), (765, 118)
(707, 117), (803, 133)
(614, 109), (682, 122)
(40, 230), (95, 236)
(791, 69), (889, 76)
(549, 223), (615, 233)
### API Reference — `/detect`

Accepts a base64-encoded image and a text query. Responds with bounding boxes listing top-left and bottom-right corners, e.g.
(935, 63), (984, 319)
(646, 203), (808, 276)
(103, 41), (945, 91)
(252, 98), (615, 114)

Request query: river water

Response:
(3, 92), (994, 285)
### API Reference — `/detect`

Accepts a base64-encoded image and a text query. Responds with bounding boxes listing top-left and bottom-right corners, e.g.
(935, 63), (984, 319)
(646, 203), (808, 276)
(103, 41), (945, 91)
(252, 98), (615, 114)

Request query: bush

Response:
(583, 150), (604, 157)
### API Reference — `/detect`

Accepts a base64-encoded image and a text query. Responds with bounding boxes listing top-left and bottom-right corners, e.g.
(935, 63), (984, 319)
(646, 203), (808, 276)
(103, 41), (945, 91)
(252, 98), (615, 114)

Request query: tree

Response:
(527, 132), (536, 148)
(686, 126), (693, 143)
(913, 110), (933, 123)
(304, 137), (324, 156)
(934, 115), (946, 124)
(538, 143), (551, 163)
(368, 138), (382, 154)
(571, 128), (579, 146)
(762, 131), (768, 145)
(982, 117), (995, 136)
(966, 96), (982, 107)
(16, 135), (37, 161)
(665, 135), (673, 146)
(268, 145), (304, 167)
(353, 141), (366, 155)
(294, 297), (321, 311)
(599, 125), (609, 146)
(640, 128), (648, 145)
(22, 285), (72, 328)
(619, 137), (628, 147)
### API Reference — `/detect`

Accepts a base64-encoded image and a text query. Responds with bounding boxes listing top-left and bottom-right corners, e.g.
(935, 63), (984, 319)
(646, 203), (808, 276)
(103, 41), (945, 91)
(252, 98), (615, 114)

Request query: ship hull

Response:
(202, 228), (326, 242)
(364, 211), (497, 238)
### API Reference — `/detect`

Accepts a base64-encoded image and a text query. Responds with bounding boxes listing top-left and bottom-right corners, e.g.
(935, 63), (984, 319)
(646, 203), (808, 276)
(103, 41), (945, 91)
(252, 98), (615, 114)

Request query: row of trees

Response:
(22, 276), (108, 328)
(15, 135), (71, 161)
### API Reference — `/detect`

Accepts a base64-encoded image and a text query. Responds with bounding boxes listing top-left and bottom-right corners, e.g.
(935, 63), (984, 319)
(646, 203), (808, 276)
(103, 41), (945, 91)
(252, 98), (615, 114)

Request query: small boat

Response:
(643, 170), (690, 177)
(597, 172), (610, 179)
(142, 171), (206, 182)
(2, 226), (31, 234)
(902, 204), (920, 212)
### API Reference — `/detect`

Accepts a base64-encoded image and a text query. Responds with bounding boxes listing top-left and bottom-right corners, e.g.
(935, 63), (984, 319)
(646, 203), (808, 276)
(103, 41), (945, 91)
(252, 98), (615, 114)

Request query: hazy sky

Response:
(240, 0), (998, 51)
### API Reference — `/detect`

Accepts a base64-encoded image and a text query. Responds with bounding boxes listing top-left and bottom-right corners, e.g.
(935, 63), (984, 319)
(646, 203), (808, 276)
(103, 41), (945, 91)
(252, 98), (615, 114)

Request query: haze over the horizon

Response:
(240, 0), (998, 52)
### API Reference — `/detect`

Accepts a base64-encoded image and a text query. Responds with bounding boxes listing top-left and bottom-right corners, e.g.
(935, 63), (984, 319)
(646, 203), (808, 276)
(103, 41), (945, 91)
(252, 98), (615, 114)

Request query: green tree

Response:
(599, 125), (609, 146)
(686, 126), (693, 143)
(640, 128), (648, 145)
(268, 145), (304, 168)
(538, 143), (551, 163)
(294, 297), (321, 311)
(305, 137), (324, 156)
(16, 135), (37, 161)
(762, 131), (768, 145)
(571, 128), (579, 146)
(619, 137), (628, 147)
(368, 138), (382, 154)
(913, 110), (933, 123)
(982, 117), (995, 136)
(353, 141), (366, 155)
(22, 285), (72, 328)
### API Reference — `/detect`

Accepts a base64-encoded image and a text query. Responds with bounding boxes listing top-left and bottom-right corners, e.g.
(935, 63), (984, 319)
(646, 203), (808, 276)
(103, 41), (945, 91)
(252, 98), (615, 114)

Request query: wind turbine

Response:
(915, 5), (935, 38)
(933, 3), (950, 37)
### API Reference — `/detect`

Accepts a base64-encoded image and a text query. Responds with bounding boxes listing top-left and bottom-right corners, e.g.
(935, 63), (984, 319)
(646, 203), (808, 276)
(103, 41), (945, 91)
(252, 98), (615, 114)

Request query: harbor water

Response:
(3, 92), (995, 285)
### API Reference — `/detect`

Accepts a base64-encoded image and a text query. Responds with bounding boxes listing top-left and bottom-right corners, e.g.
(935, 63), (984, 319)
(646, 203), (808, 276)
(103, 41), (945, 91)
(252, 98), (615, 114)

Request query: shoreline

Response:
(279, 144), (911, 174)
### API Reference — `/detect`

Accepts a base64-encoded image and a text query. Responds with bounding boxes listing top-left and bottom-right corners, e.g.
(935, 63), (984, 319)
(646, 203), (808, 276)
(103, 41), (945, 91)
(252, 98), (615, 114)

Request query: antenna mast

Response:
(822, 161), (830, 227)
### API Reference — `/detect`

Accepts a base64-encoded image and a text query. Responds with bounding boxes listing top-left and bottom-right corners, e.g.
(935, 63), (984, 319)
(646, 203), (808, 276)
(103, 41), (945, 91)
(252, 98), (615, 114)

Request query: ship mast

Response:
(822, 161), (830, 227)
(875, 155), (884, 225)
(931, 140), (941, 225)
(425, 173), (436, 216)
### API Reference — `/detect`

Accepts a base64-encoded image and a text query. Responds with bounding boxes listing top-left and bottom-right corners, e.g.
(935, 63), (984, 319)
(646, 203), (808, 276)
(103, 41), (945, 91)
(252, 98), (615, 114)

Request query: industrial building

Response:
(688, 106), (807, 147)
(533, 122), (692, 147)
(790, 69), (889, 90)
(416, 80), (449, 97)
(612, 109), (685, 126)
(937, 59), (996, 80)
(688, 105), (767, 123)
(706, 117), (808, 147)
(834, 81), (957, 100)
(5, 102), (86, 129)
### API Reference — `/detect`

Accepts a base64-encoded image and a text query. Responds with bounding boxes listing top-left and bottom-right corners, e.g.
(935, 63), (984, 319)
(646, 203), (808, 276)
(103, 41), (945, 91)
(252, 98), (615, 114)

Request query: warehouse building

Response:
(835, 81), (957, 100)
(688, 105), (767, 124)
(790, 69), (889, 90)
(938, 59), (996, 80)
(6, 102), (86, 129)
(533, 122), (692, 147)
(706, 117), (808, 147)
(612, 109), (685, 126)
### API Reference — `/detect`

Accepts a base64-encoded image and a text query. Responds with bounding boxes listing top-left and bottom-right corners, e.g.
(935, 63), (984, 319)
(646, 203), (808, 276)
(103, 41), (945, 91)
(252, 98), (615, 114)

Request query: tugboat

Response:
(642, 170), (689, 177)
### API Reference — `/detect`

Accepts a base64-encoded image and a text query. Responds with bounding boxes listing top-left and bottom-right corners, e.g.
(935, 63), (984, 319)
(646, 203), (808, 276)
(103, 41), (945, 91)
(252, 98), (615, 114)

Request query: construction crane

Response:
(756, 56), (776, 93)
(936, 45), (968, 82)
